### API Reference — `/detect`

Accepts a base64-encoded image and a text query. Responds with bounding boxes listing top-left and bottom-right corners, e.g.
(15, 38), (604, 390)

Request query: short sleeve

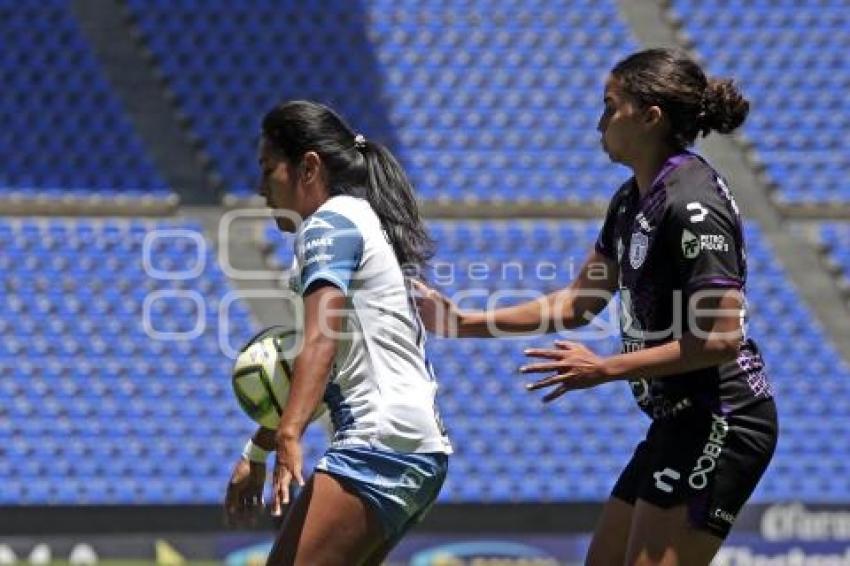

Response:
(666, 194), (743, 293)
(295, 210), (364, 295)
(595, 185), (628, 260)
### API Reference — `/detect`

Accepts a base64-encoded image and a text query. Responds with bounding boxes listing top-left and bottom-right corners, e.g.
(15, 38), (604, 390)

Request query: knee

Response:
(624, 547), (678, 566)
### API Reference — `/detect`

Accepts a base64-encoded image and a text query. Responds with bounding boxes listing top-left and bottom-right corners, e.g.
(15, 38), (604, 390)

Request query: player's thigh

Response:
(585, 496), (634, 566)
(624, 499), (723, 566)
(266, 472), (384, 566)
(360, 487), (441, 566)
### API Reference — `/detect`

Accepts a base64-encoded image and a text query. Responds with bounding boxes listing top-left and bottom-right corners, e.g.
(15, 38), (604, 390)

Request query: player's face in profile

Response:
(258, 137), (299, 232)
(597, 75), (645, 166)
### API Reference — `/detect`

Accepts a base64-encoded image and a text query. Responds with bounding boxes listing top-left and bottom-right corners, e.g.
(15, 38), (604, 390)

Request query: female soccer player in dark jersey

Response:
(416, 48), (777, 565)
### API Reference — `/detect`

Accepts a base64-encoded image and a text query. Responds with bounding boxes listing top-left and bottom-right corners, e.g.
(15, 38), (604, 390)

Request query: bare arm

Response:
(524, 288), (744, 401)
(270, 282), (344, 514)
(601, 288), (743, 380)
(277, 282), (343, 441)
(418, 249), (618, 337)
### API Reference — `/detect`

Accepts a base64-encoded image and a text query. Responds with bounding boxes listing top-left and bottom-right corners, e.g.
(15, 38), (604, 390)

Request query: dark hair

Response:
(261, 100), (433, 270)
(612, 48), (749, 148)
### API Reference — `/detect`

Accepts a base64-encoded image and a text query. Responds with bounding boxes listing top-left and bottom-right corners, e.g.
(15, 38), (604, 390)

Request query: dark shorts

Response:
(612, 399), (778, 538)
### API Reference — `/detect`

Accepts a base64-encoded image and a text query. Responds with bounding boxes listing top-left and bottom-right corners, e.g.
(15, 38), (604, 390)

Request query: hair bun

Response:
(701, 78), (750, 135)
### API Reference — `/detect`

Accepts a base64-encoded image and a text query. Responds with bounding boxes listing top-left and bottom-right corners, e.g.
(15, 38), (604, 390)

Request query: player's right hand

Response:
(411, 279), (463, 337)
(224, 457), (266, 527)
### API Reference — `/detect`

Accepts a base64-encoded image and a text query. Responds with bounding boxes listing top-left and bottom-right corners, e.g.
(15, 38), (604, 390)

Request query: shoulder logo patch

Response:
(686, 201), (709, 223)
(302, 216), (336, 232)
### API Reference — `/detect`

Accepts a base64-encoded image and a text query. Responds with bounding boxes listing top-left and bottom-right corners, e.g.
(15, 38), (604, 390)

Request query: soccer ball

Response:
(231, 326), (327, 428)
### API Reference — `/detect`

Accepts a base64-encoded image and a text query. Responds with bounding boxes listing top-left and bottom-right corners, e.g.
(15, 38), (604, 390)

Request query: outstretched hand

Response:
(410, 279), (463, 337)
(520, 340), (611, 402)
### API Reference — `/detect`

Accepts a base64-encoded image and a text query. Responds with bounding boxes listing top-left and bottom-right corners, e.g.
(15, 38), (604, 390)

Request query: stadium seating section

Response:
(125, 0), (400, 198)
(669, 0), (850, 205)
(0, 1), (168, 194)
(0, 218), (273, 504)
(125, 0), (637, 202)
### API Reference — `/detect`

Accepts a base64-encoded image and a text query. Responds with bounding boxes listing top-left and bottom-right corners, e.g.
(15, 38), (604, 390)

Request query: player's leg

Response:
(266, 472), (384, 566)
(585, 438), (651, 566)
(268, 447), (448, 566)
(624, 500), (722, 566)
(361, 487), (444, 566)
(584, 496), (634, 566)
(623, 400), (778, 566)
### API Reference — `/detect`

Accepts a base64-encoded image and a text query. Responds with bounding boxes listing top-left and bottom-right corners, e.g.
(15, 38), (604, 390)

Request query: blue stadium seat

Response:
(0, 1), (169, 193)
(0, 219), (268, 505)
(126, 0), (637, 202)
(670, 0), (850, 205)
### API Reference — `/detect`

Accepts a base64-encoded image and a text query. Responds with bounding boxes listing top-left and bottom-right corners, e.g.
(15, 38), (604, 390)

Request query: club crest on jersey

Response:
(635, 212), (652, 233)
(629, 232), (649, 268)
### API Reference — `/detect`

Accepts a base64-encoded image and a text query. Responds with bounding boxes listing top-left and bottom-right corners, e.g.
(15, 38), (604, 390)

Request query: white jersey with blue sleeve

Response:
(290, 195), (452, 455)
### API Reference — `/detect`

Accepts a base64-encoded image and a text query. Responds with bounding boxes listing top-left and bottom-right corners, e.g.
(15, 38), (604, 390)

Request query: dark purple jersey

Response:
(596, 152), (773, 419)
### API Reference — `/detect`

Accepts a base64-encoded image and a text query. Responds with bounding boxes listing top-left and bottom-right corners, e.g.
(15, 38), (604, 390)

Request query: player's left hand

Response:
(520, 340), (611, 402)
(224, 457), (267, 527)
(271, 433), (304, 517)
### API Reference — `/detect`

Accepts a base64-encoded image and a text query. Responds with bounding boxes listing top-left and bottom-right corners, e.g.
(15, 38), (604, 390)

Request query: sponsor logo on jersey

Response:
(686, 201), (709, 223)
(629, 232), (649, 269)
(700, 234), (729, 252)
(628, 377), (651, 410)
(654, 467), (681, 493)
(301, 236), (334, 253)
(651, 396), (692, 419)
(303, 253), (333, 267)
(682, 229), (700, 259)
(689, 413), (729, 489)
(713, 508), (737, 525)
(681, 230), (729, 258)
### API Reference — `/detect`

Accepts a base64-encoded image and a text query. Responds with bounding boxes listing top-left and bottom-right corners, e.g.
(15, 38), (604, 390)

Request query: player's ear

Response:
(644, 105), (663, 128)
(300, 151), (322, 186)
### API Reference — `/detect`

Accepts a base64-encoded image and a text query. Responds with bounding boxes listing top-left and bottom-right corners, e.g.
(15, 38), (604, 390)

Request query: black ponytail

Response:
(261, 100), (433, 270)
(360, 140), (434, 271)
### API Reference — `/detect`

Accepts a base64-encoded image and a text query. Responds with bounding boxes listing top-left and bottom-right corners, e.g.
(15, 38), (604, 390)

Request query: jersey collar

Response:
(633, 151), (695, 204)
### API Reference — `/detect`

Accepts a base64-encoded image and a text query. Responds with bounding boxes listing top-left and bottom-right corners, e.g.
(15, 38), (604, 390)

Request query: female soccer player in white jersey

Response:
(416, 49), (777, 566)
(224, 100), (451, 565)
